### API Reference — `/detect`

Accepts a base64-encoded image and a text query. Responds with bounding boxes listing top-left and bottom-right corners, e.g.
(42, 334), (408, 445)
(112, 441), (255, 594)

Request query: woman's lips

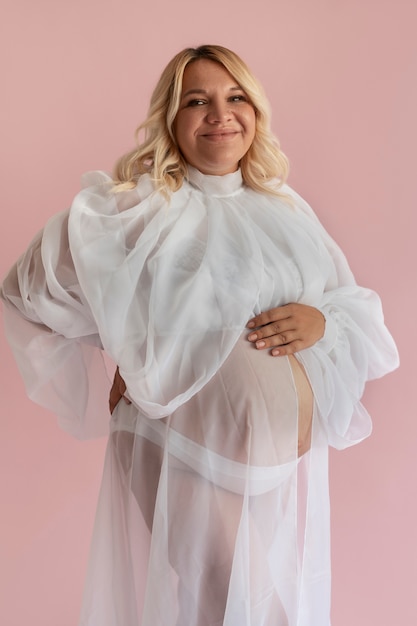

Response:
(200, 131), (239, 142)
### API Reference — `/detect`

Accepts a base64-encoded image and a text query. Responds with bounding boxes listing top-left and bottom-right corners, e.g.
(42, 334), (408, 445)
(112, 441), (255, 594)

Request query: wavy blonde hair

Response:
(113, 45), (289, 195)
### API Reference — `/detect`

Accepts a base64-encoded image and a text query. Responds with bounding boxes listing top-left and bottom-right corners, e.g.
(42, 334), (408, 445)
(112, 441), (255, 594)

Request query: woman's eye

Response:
(186, 99), (206, 107)
(230, 94), (247, 102)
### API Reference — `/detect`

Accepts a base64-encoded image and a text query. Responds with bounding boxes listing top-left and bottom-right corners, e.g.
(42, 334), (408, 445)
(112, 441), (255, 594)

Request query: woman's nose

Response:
(206, 101), (232, 123)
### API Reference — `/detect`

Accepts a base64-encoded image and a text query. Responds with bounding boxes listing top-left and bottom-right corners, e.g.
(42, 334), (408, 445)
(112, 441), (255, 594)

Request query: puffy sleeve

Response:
(286, 186), (400, 449)
(0, 209), (111, 439)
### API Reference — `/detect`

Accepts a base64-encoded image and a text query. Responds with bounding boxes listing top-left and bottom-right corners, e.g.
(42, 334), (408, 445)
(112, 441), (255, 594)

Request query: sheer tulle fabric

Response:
(0, 167), (399, 625)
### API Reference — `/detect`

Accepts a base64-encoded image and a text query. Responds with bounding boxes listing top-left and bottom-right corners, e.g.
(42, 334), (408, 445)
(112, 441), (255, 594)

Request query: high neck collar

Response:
(186, 166), (243, 197)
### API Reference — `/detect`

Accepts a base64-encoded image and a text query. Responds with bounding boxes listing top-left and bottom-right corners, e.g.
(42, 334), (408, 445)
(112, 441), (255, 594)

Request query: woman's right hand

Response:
(109, 367), (131, 414)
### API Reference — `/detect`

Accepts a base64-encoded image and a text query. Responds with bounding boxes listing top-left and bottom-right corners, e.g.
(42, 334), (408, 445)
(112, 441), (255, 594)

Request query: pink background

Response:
(1, 1), (415, 624)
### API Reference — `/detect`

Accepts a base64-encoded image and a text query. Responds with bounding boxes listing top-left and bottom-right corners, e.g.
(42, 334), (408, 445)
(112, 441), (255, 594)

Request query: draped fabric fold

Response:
(1, 168), (399, 625)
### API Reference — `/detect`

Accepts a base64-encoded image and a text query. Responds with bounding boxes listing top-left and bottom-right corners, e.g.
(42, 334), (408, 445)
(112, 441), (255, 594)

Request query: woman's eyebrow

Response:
(181, 86), (243, 98)
(182, 88), (208, 98)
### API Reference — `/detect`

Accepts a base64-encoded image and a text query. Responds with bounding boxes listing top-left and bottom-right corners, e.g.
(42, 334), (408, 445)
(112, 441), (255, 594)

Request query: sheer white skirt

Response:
(79, 335), (331, 626)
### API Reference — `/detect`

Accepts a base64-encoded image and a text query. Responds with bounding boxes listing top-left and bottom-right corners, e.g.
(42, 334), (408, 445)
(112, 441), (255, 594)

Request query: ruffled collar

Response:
(186, 166), (243, 197)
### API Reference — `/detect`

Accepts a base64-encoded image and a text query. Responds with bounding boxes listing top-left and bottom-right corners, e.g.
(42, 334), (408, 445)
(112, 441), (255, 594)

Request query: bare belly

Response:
(168, 333), (313, 466)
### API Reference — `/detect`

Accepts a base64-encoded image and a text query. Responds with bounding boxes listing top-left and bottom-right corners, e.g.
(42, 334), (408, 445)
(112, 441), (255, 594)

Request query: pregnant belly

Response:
(169, 333), (313, 466)
(111, 334), (314, 505)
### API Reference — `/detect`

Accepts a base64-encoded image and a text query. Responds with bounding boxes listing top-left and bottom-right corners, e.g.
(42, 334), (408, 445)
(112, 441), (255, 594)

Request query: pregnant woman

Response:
(1, 45), (399, 626)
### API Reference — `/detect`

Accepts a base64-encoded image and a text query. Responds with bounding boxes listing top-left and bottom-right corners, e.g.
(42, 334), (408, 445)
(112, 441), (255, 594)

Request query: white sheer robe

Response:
(1, 167), (399, 625)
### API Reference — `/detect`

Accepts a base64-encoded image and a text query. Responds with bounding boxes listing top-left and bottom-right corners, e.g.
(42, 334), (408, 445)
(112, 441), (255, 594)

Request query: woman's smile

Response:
(200, 130), (240, 141)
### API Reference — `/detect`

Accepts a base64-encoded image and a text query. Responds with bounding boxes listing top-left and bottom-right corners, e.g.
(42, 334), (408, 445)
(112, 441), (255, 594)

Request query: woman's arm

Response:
(1, 210), (110, 439)
(245, 187), (399, 449)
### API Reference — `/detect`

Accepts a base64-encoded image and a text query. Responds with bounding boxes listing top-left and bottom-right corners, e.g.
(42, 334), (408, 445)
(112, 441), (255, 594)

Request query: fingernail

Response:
(247, 321), (255, 328)
(248, 333), (257, 341)
(271, 349), (280, 356)
(256, 340), (265, 348)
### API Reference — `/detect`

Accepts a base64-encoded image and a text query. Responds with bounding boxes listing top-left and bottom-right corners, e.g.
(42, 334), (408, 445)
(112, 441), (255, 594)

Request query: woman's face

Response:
(174, 59), (256, 176)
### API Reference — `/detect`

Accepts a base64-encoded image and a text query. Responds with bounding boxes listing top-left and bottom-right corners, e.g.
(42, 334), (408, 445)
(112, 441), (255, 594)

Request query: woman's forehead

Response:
(181, 59), (240, 93)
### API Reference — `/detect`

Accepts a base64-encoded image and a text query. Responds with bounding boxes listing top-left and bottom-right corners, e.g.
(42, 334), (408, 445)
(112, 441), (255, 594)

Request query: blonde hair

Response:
(113, 45), (289, 195)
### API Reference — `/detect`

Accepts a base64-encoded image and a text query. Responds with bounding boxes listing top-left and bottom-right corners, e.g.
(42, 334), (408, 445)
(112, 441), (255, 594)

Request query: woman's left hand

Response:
(109, 367), (131, 414)
(247, 303), (325, 356)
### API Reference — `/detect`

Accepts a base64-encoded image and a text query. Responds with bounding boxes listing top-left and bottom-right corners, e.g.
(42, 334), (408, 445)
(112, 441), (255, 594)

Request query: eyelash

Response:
(186, 95), (248, 107)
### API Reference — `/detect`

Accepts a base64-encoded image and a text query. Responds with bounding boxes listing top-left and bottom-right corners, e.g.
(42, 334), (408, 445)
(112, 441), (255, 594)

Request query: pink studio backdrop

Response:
(0, 1), (415, 625)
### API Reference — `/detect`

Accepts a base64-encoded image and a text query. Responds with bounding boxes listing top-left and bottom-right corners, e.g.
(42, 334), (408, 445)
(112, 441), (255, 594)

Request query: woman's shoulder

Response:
(277, 183), (322, 224)
(71, 170), (166, 218)
(80, 170), (113, 189)
(79, 170), (156, 198)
